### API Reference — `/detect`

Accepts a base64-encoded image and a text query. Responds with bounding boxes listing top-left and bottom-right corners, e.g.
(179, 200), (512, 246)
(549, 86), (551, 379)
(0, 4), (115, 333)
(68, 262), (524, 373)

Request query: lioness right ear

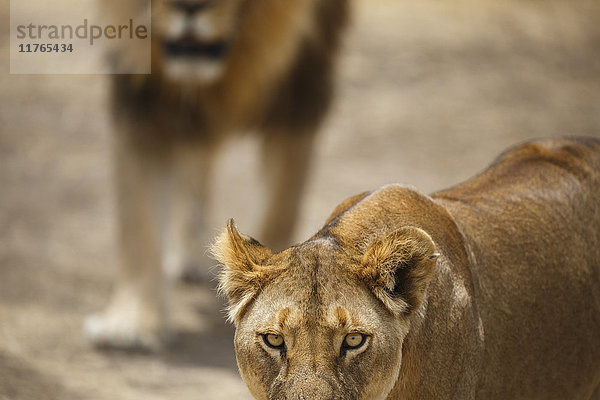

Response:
(211, 219), (273, 323)
(358, 226), (438, 315)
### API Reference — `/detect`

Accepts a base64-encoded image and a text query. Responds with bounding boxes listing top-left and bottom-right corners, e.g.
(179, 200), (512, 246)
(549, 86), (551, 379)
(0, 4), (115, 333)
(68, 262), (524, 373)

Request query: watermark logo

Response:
(10, 0), (151, 74)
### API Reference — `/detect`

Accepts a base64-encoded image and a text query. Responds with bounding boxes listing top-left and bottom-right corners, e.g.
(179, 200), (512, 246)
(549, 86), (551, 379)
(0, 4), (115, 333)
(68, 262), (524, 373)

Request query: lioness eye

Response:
(263, 333), (285, 349)
(343, 333), (366, 349)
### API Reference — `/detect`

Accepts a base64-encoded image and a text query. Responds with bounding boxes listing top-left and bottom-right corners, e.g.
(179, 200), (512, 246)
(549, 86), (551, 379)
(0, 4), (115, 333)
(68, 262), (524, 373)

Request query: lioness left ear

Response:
(211, 219), (273, 323)
(359, 226), (439, 315)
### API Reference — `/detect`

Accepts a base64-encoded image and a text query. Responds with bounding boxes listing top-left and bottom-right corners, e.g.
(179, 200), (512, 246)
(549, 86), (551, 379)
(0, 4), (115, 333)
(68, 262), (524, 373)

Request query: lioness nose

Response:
(286, 376), (337, 400)
(171, 0), (211, 15)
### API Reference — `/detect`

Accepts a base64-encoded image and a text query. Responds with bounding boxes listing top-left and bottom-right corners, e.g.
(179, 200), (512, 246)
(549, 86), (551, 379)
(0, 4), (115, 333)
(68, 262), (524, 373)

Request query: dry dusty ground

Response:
(1, 0), (600, 399)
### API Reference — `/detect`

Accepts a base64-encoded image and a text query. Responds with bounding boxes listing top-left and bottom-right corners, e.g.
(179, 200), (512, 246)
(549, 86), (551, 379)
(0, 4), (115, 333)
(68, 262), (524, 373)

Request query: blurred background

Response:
(1, 0), (600, 398)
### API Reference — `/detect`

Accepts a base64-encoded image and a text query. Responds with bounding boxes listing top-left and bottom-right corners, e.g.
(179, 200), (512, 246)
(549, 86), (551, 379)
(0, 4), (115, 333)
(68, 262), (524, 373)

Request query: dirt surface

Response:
(2, 0), (600, 399)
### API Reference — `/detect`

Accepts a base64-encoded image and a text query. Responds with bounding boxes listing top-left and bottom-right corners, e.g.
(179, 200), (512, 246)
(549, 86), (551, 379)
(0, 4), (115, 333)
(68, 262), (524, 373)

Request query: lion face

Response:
(154, 0), (244, 83)
(214, 220), (438, 400)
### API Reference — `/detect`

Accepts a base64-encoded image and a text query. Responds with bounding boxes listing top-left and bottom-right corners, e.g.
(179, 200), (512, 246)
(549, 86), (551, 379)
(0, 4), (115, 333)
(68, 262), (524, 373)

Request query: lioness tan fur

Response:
(85, 0), (348, 349)
(214, 137), (600, 399)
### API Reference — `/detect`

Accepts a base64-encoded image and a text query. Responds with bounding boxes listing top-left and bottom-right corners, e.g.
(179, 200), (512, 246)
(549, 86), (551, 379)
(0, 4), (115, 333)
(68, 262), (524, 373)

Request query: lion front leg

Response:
(162, 143), (215, 283)
(85, 137), (171, 351)
(259, 130), (316, 251)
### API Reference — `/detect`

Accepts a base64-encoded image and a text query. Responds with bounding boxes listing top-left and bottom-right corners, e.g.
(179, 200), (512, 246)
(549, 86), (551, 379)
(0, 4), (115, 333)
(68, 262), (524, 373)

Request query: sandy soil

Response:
(1, 0), (600, 399)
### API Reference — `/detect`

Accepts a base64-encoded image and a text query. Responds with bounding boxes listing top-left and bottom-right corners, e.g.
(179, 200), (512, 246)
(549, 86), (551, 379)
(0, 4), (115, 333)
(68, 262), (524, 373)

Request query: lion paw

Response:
(84, 294), (169, 351)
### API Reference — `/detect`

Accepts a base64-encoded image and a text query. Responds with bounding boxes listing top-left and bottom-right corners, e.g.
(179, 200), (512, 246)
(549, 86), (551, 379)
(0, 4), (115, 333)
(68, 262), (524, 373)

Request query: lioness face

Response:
(214, 221), (438, 400)
(235, 241), (407, 400)
(154, 0), (244, 83)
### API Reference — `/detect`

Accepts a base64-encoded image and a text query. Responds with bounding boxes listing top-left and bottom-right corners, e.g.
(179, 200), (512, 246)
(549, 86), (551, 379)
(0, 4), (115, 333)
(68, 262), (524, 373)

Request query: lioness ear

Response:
(211, 219), (273, 323)
(359, 226), (439, 315)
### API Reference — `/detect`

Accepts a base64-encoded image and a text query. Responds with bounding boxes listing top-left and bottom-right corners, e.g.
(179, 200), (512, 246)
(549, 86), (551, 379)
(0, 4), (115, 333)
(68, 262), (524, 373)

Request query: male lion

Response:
(85, 0), (349, 349)
(214, 137), (600, 399)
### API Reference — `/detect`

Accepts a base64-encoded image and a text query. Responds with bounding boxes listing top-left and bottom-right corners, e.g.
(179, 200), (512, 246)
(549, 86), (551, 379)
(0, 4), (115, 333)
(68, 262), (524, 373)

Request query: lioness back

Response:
(434, 137), (600, 398)
(215, 137), (600, 400)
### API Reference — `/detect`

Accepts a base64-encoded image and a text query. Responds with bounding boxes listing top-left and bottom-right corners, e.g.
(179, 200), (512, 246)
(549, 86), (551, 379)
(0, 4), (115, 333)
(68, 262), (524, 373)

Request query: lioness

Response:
(85, 0), (349, 349)
(214, 137), (600, 399)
